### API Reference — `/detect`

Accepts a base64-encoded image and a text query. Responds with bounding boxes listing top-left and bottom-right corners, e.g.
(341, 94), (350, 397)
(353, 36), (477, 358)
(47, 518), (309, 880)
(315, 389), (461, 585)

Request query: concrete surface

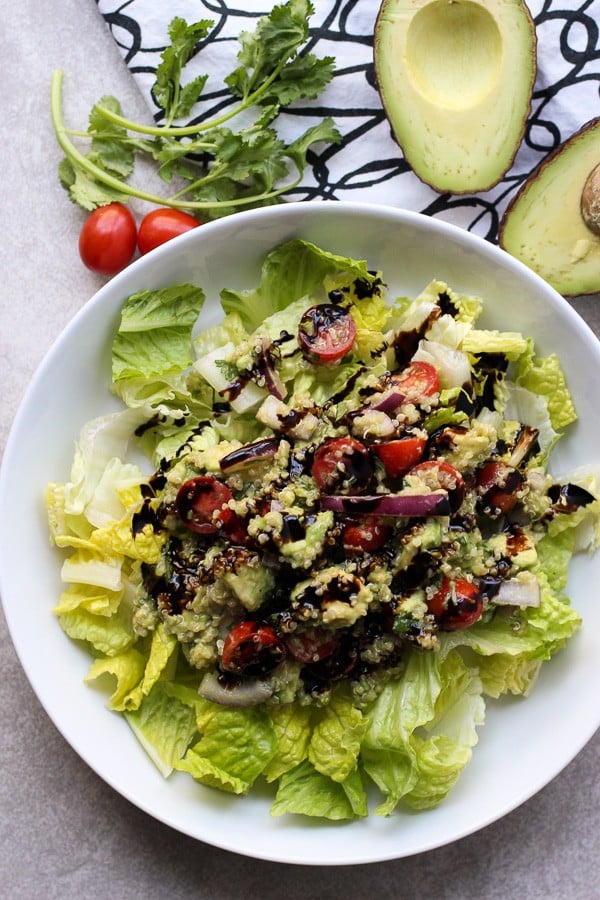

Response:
(1, 1), (599, 897)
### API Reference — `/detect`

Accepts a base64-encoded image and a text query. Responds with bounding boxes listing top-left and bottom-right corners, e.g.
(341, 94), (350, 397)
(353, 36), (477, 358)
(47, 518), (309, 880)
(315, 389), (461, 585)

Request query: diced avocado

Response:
(393, 519), (443, 572)
(486, 531), (537, 570)
(442, 421), (498, 473)
(224, 564), (275, 611)
(374, 0), (536, 193)
(419, 519), (443, 551)
(290, 566), (373, 627)
(279, 511), (335, 569)
(500, 118), (600, 296)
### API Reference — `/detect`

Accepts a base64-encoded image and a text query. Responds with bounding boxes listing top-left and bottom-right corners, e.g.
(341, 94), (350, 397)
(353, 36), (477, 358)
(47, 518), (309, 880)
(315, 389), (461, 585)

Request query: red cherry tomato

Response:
(342, 516), (391, 554)
(221, 621), (285, 677)
(283, 627), (339, 665)
(312, 437), (373, 493)
(427, 577), (483, 630)
(391, 361), (440, 403)
(137, 208), (200, 255)
(476, 460), (525, 514)
(79, 203), (137, 275)
(408, 459), (465, 512)
(298, 304), (357, 365)
(373, 436), (427, 478)
(175, 475), (234, 534)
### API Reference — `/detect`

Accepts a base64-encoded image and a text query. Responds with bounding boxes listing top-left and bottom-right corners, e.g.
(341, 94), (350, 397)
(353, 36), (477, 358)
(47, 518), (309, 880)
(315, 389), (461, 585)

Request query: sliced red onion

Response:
(368, 389), (405, 414)
(320, 491), (451, 517)
(494, 577), (541, 607)
(219, 437), (281, 472)
(198, 672), (273, 707)
(509, 425), (540, 468)
(258, 339), (286, 400)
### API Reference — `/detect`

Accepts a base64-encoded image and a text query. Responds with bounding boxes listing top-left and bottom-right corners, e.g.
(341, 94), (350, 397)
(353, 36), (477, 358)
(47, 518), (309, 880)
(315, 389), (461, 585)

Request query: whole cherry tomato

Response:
(79, 203), (137, 275)
(408, 459), (465, 512)
(283, 626), (339, 665)
(221, 621), (285, 677)
(373, 436), (427, 478)
(137, 208), (200, 255)
(476, 460), (525, 515)
(427, 576), (483, 630)
(342, 515), (391, 555)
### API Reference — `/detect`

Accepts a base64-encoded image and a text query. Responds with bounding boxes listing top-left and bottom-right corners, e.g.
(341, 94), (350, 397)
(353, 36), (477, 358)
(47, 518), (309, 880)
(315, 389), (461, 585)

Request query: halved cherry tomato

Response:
(312, 437), (373, 493)
(221, 621), (285, 676)
(408, 459), (465, 512)
(298, 304), (356, 365)
(390, 361), (440, 403)
(373, 436), (426, 478)
(79, 203), (137, 275)
(283, 626), (339, 665)
(427, 576), (483, 630)
(476, 460), (525, 515)
(342, 515), (391, 554)
(137, 208), (200, 255)
(304, 631), (358, 681)
(175, 475), (234, 534)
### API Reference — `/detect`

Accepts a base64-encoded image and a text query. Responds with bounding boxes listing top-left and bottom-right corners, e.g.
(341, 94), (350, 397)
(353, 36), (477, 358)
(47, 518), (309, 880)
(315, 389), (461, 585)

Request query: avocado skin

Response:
(373, 0), (537, 194)
(500, 117), (600, 297)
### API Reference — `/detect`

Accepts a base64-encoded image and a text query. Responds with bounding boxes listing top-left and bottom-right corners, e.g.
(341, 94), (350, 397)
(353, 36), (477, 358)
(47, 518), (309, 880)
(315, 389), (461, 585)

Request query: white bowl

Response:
(1, 201), (599, 865)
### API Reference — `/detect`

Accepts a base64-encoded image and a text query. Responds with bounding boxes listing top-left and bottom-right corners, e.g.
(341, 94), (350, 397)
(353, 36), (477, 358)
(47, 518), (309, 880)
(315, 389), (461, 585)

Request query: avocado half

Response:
(500, 119), (600, 297)
(374, 0), (537, 194)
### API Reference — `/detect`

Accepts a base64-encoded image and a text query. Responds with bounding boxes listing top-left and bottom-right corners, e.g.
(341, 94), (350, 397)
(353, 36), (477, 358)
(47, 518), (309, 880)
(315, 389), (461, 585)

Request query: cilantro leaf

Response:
(51, 0), (338, 217)
(153, 17), (213, 123)
(286, 118), (342, 167)
(58, 158), (130, 211)
(226, 0), (314, 99)
(258, 54), (336, 106)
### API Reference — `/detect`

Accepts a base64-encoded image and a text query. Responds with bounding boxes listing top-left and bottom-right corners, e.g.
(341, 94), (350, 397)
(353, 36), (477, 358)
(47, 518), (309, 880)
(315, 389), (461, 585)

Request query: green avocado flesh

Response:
(374, 0), (536, 193)
(500, 119), (600, 297)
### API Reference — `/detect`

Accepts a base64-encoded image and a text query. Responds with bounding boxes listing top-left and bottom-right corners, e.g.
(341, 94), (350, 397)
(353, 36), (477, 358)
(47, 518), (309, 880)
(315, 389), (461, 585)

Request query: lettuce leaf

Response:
(220, 238), (377, 332)
(263, 702), (312, 783)
(270, 759), (367, 820)
(361, 650), (484, 815)
(84, 647), (147, 709)
(49, 409), (150, 526)
(175, 705), (277, 795)
(112, 283), (205, 382)
(513, 341), (577, 430)
(125, 682), (197, 777)
(477, 653), (542, 699)
(462, 329), (528, 359)
(120, 623), (178, 711)
(57, 602), (135, 657)
(53, 583), (122, 618)
(308, 690), (366, 782)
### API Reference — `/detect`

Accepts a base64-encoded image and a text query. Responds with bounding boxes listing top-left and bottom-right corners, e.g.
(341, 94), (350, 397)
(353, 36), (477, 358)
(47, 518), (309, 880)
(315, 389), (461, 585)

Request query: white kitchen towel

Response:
(95, 0), (600, 241)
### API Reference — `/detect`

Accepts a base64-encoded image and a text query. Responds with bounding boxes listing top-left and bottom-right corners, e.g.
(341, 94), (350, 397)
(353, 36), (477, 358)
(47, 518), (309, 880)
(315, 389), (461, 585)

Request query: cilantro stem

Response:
(50, 70), (302, 211)
(92, 59), (287, 138)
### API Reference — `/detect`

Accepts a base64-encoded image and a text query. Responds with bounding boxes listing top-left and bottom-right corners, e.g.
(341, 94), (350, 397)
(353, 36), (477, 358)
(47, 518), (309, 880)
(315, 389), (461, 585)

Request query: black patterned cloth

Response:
(95, 0), (600, 242)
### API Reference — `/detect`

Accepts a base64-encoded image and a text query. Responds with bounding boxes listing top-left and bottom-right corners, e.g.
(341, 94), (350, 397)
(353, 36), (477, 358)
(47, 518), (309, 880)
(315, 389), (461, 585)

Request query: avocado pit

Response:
(581, 164), (600, 237)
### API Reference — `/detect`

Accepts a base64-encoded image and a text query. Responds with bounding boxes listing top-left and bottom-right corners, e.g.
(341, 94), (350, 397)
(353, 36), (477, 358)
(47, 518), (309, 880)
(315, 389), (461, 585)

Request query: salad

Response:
(46, 238), (600, 820)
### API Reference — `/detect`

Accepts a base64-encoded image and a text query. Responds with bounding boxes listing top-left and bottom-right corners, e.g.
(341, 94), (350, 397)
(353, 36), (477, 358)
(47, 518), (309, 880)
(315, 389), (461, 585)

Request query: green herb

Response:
(51, 0), (340, 218)
(214, 360), (240, 381)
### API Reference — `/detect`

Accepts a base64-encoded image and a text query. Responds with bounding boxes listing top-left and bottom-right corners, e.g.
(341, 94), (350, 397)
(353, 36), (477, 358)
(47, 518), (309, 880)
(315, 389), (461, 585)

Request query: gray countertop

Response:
(1, 1), (599, 897)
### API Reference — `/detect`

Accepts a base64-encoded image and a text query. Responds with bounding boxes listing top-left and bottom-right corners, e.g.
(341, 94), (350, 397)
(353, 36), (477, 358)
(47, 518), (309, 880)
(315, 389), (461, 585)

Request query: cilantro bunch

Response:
(52, 0), (340, 218)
